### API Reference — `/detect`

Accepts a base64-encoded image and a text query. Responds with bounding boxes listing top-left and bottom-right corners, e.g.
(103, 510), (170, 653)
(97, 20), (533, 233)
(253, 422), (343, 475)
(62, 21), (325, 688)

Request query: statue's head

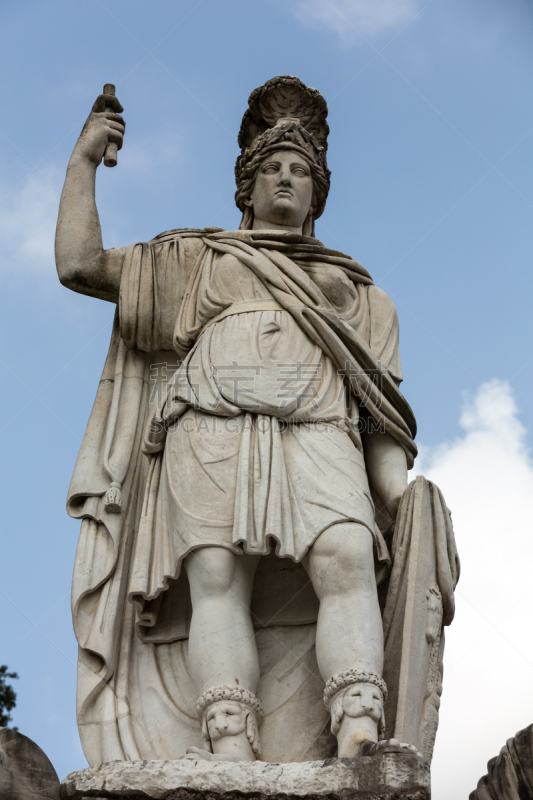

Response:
(235, 77), (331, 236)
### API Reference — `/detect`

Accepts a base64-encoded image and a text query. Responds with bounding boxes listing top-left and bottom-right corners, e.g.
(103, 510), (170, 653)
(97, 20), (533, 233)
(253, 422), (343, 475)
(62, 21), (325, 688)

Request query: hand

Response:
(74, 92), (125, 166)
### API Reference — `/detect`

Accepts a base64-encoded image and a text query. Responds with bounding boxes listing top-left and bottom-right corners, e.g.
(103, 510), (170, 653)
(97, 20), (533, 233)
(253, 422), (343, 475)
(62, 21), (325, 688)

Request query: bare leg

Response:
(305, 523), (383, 757)
(184, 546), (260, 760)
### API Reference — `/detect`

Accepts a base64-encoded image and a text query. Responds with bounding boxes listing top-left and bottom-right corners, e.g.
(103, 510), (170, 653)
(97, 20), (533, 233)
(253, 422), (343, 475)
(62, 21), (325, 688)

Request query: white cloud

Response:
(0, 125), (184, 280)
(293, 0), (424, 42)
(0, 169), (59, 277)
(414, 380), (533, 798)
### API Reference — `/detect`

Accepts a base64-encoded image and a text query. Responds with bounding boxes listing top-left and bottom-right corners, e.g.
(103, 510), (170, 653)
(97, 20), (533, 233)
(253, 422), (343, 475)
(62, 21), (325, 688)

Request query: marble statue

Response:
(470, 724), (533, 799)
(55, 76), (460, 767)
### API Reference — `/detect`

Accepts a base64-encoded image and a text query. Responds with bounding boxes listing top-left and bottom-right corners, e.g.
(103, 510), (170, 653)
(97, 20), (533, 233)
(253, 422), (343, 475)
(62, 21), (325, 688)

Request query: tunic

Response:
(133, 247), (388, 603)
(67, 229), (422, 765)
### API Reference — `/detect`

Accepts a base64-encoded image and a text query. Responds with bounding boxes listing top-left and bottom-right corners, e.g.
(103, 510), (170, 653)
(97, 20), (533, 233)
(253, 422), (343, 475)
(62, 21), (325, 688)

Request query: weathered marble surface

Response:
(55, 73), (459, 768)
(469, 723), (533, 799)
(61, 755), (430, 799)
(0, 727), (60, 800)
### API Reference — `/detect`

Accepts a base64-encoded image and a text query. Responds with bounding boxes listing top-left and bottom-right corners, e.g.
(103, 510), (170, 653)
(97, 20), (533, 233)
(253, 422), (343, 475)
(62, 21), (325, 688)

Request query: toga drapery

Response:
(66, 229), (456, 766)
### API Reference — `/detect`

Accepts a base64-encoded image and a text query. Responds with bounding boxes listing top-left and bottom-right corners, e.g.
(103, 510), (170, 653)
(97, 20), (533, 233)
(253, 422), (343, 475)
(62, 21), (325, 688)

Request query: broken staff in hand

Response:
(91, 83), (124, 168)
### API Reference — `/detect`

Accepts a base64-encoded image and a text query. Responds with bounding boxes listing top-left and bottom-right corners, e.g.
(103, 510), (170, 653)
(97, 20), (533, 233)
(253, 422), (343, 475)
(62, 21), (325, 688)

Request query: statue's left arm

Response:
(361, 429), (408, 520)
(360, 284), (410, 520)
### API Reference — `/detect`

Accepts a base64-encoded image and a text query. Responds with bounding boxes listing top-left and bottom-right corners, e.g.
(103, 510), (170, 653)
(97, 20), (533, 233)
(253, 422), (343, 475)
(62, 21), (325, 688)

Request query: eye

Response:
(262, 164), (279, 173)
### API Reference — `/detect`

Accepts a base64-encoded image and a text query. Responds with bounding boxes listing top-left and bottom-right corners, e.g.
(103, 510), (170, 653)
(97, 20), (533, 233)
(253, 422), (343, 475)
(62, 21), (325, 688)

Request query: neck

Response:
(252, 217), (303, 235)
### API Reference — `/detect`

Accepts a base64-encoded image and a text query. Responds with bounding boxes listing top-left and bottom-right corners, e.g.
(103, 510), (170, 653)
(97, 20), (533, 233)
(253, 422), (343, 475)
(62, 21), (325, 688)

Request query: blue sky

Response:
(1, 1), (533, 796)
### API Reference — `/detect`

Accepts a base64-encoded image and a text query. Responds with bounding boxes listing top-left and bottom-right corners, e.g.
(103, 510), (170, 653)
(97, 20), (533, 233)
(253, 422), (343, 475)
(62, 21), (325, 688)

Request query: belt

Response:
(203, 299), (284, 329)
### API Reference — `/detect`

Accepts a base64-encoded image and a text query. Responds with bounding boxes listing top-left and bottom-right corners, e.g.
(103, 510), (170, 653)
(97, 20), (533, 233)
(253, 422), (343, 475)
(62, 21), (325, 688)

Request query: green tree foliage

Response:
(0, 665), (18, 728)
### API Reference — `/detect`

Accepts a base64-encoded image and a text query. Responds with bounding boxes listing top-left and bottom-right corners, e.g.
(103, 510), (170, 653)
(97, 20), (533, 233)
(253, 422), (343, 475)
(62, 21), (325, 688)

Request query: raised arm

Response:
(55, 93), (127, 303)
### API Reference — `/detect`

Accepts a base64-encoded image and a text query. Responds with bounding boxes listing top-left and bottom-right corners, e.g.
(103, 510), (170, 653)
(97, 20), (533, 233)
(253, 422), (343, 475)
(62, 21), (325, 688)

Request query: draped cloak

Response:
(66, 229), (457, 766)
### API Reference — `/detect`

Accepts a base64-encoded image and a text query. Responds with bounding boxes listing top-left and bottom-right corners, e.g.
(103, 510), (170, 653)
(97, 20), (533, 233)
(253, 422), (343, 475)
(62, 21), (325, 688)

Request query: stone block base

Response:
(0, 728), (60, 800)
(61, 754), (430, 800)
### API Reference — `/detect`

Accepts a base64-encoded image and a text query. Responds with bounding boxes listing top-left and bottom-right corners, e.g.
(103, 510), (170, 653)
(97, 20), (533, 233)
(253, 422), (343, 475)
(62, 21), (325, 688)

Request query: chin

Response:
(266, 201), (302, 226)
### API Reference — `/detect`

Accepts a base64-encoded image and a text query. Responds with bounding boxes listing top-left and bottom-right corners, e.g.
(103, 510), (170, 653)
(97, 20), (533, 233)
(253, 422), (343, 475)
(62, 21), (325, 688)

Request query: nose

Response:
(277, 166), (292, 186)
(361, 699), (375, 714)
(214, 716), (228, 733)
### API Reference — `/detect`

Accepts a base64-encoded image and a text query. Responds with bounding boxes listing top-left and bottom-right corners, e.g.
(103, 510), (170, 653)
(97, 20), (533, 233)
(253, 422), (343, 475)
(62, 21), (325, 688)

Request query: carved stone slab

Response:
(0, 727), (60, 800)
(61, 755), (430, 800)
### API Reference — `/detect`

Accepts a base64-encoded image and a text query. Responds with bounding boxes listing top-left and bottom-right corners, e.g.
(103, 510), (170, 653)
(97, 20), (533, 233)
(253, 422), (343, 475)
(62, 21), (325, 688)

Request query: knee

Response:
(308, 524), (375, 597)
(185, 546), (239, 597)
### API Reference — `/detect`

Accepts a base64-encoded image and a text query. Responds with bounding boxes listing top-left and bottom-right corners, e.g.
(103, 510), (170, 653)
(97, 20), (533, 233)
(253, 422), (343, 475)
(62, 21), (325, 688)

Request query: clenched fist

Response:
(74, 91), (125, 166)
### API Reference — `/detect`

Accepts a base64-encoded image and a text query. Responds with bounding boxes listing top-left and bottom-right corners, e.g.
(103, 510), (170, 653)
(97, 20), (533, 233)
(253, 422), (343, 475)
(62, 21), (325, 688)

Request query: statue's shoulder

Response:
(365, 285), (400, 336)
(149, 226), (225, 244)
(367, 284), (398, 318)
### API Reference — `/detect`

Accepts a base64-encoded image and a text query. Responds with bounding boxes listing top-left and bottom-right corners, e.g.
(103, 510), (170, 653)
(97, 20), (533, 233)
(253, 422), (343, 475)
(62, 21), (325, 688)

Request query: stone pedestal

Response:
(61, 754), (430, 800)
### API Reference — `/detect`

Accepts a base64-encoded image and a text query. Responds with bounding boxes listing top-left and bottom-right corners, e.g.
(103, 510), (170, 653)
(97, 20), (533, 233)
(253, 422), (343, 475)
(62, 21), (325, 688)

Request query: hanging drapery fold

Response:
(382, 476), (460, 760)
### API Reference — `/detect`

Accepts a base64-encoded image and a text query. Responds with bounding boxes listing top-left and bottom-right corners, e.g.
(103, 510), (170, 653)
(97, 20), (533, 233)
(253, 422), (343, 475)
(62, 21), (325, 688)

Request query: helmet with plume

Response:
(235, 76), (331, 235)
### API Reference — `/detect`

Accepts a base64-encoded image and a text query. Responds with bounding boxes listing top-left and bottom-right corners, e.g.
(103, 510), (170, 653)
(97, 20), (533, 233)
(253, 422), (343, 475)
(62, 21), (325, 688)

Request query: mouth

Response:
(275, 189), (293, 198)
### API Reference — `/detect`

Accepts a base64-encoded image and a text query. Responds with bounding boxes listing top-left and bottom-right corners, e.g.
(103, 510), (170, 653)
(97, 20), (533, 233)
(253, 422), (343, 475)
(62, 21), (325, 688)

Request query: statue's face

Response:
(249, 150), (314, 229)
(205, 701), (247, 741)
(342, 684), (383, 724)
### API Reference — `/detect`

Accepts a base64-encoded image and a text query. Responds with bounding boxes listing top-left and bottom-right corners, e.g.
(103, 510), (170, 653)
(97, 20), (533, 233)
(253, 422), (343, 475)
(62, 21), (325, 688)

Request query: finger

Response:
(104, 95), (124, 113)
(106, 129), (124, 150)
(102, 112), (125, 126)
(91, 94), (124, 114)
(105, 120), (125, 134)
(91, 95), (106, 113)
